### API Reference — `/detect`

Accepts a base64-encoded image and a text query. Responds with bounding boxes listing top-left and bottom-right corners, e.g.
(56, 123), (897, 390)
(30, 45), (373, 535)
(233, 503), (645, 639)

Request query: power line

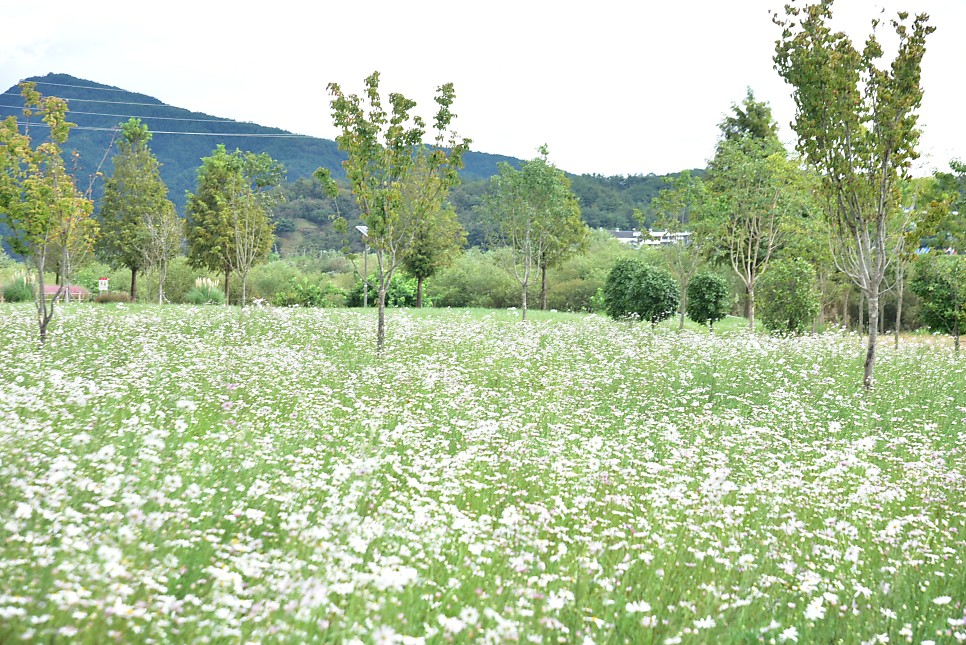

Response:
(8, 120), (317, 138)
(0, 103), (254, 124)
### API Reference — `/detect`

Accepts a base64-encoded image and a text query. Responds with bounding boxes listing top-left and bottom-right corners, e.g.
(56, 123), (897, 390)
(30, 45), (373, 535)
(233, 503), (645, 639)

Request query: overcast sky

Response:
(2, 0), (963, 177)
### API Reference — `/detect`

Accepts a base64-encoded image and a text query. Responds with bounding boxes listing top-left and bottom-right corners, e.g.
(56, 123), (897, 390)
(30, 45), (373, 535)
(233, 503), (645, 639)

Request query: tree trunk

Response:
(894, 271), (904, 350)
(416, 276), (424, 308)
(679, 290), (687, 331)
(843, 290), (850, 330)
(224, 270), (230, 306)
(130, 266), (137, 301)
(540, 265), (548, 310)
(521, 284), (528, 322)
(858, 291), (864, 333)
(240, 270), (248, 308)
(377, 285), (388, 353)
(747, 286), (755, 332)
(864, 289), (879, 389)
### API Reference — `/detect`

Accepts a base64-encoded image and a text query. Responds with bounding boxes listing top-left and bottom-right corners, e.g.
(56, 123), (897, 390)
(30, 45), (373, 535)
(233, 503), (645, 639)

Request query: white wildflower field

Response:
(1, 304), (964, 644)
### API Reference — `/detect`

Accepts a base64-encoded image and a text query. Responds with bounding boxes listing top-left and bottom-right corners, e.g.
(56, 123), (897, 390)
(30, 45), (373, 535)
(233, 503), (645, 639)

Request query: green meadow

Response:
(1, 304), (964, 644)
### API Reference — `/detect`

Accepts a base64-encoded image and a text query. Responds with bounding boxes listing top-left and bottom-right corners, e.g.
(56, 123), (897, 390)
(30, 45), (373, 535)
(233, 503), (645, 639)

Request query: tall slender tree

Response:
(327, 71), (470, 350)
(0, 82), (94, 344)
(480, 147), (583, 320)
(98, 118), (174, 300)
(185, 145), (283, 305)
(775, 0), (933, 388)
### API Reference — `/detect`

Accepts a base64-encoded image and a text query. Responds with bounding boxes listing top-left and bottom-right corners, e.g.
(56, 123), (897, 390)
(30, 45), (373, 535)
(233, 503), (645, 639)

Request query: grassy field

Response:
(1, 303), (964, 644)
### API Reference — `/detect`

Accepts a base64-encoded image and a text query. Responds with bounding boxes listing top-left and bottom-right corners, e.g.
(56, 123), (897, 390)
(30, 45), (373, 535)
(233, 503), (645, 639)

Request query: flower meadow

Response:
(1, 304), (964, 645)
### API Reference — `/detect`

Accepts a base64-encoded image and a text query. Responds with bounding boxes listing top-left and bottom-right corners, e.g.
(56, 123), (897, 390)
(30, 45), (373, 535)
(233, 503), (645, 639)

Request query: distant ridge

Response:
(0, 73), (522, 211)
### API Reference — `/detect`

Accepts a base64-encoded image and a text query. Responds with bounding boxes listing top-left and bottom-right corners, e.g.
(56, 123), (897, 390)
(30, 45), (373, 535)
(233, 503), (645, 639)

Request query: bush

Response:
(603, 258), (679, 326)
(427, 248), (522, 309)
(274, 277), (330, 307)
(346, 274), (420, 308)
(94, 292), (131, 304)
(686, 272), (732, 330)
(3, 279), (34, 303)
(910, 253), (966, 344)
(757, 258), (820, 334)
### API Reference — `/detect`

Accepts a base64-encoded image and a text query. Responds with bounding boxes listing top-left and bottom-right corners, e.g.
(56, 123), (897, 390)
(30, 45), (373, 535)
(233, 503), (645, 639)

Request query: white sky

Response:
(1, 0), (963, 177)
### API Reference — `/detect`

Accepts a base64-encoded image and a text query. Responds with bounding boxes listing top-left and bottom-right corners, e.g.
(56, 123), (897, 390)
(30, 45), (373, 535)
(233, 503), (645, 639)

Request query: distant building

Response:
(605, 228), (691, 249)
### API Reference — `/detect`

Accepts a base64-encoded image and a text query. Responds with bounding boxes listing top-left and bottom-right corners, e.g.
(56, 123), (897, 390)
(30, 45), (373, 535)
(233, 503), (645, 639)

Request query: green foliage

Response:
(603, 258), (679, 326)
(686, 272), (732, 330)
(185, 144), (284, 301)
(427, 248), (521, 309)
(756, 258), (820, 335)
(910, 253), (966, 340)
(719, 88), (779, 143)
(346, 274), (419, 308)
(272, 277), (337, 308)
(97, 117), (176, 298)
(2, 279), (33, 302)
(184, 284), (226, 305)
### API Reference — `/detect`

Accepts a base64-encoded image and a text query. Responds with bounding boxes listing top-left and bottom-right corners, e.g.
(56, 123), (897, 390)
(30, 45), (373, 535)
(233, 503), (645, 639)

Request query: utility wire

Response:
(8, 120), (317, 138)
(0, 103), (248, 124)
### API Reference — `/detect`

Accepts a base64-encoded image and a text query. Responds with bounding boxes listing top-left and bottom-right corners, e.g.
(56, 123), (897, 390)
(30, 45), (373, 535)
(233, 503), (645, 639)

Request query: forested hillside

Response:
(1, 73), (697, 255)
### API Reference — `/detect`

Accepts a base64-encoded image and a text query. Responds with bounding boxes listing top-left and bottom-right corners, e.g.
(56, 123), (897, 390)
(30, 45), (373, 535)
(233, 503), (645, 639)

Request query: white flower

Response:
(625, 600), (652, 614)
(933, 596), (952, 605)
(694, 616), (716, 630)
(779, 626), (799, 642)
(805, 596), (826, 621)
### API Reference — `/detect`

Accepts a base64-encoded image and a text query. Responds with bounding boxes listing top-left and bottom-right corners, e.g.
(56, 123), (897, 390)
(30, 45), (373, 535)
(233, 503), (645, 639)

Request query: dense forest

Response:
(0, 74), (695, 256)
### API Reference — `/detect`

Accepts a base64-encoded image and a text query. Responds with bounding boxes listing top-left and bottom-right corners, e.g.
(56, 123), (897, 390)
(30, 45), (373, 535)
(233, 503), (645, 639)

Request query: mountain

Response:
(1, 73), (700, 257)
(0, 73), (520, 209)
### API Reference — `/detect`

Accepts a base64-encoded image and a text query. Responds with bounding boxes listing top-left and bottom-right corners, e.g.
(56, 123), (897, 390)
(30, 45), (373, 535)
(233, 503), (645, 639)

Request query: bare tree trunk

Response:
(130, 266), (137, 301)
(747, 286), (755, 332)
(843, 290), (850, 330)
(521, 283), (528, 321)
(540, 265), (548, 310)
(894, 270), (904, 350)
(679, 289), (687, 331)
(864, 289), (879, 389)
(377, 285), (388, 353)
(858, 291), (864, 333)
(416, 276), (424, 308)
(224, 270), (231, 306)
(240, 270), (248, 308)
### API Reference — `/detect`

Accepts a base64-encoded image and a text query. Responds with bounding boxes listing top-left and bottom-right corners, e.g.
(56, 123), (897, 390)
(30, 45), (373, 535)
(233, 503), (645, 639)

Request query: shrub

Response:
(346, 274), (420, 308)
(3, 279), (34, 303)
(427, 248), (521, 309)
(274, 277), (330, 307)
(757, 258), (820, 334)
(910, 253), (966, 349)
(603, 258), (679, 326)
(94, 292), (131, 304)
(686, 272), (732, 330)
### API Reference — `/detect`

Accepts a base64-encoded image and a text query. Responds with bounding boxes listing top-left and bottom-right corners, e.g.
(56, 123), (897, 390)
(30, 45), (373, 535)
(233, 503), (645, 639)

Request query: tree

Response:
(719, 88), (780, 143)
(327, 71), (470, 350)
(603, 258), (679, 327)
(536, 170), (588, 310)
(757, 258), (820, 335)
(0, 82), (94, 344)
(400, 156), (467, 308)
(686, 272), (731, 331)
(910, 253), (966, 353)
(142, 198), (182, 304)
(185, 145), (283, 306)
(98, 118), (175, 300)
(646, 170), (707, 329)
(775, 0), (933, 388)
(480, 147), (582, 320)
(704, 134), (808, 331)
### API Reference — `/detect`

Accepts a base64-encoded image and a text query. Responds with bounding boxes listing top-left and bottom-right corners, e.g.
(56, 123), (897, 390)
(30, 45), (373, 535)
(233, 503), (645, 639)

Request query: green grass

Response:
(0, 303), (964, 644)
